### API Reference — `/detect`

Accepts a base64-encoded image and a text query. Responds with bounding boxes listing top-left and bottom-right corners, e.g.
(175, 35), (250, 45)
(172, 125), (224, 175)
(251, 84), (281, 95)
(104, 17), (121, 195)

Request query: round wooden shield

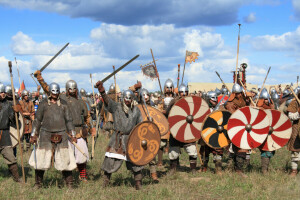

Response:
(127, 121), (161, 166)
(168, 96), (211, 143)
(10, 113), (24, 147)
(260, 109), (292, 151)
(201, 110), (231, 149)
(137, 104), (169, 136)
(227, 106), (269, 150)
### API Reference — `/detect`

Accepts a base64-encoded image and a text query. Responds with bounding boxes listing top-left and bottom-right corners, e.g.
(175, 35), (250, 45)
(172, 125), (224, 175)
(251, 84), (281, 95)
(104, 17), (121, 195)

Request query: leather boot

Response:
(8, 163), (21, 183)
(26, 142), (31, 151)
(290, 169), (298, 177)
(151, 172), (159, 183)
(134, 172), (142, 190)
(261, 157), (269, 175)
(215, 160), (223, 175)
(62, 171), (73, 189)
(34, 170), (44, 189)
(167, 159), (178, 176)
(157, 149), (163, 167)
(190, 162), (197, 174)
(103, 172), (111, 187)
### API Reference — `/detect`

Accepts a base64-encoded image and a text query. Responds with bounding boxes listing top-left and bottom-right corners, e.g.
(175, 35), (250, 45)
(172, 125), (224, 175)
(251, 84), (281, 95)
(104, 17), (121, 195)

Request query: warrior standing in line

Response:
(225, 83), (250, 177)
(139, 88), (159, 182)
(159, 79), (175, 167)
(166, 83), (198, 174)
(256, 88), (275, 174)
(199, 91), (223, 174)
(287, 88), (300, 177)
(19, 90), (35, 152)
(96, 81), (144, 190)
(29, 83), (77, 188)
(0, 83), (21, 182)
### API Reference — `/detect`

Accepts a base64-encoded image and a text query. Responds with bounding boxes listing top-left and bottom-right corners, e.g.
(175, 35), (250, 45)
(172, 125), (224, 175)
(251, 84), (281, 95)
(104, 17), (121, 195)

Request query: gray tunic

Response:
(0, 99), (15, 147)
(101, 93), (143, 173)
(33, 99), (74, 149)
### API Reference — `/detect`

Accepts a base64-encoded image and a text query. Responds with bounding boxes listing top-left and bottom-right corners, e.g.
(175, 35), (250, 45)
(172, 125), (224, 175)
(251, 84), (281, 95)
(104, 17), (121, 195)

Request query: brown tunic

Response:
(287, 100), (300, 152)
(19, 99), (35, 134)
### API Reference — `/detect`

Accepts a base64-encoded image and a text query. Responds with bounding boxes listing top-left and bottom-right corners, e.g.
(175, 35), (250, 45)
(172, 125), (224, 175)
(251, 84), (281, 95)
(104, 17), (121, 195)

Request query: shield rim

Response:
(10, 112), (25, 148)
(260, 109), (292, 151)
(137, 104), (169, 136)
(227, 106), (269, 150)
(200, 110), (231, 149)
(126, 121), (161, 166)
(169, 96), (210, 143)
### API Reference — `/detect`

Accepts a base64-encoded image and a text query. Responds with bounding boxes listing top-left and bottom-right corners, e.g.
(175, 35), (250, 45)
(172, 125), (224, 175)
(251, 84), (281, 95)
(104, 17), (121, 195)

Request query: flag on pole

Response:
(18, 80), (25, 96)
(185, 51), (199, 63)
(140, 60), (159, 80)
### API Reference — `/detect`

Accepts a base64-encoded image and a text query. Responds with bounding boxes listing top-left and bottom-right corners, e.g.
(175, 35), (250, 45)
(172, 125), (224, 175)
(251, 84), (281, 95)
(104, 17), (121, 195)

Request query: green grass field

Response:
(0, 133), (300, 200)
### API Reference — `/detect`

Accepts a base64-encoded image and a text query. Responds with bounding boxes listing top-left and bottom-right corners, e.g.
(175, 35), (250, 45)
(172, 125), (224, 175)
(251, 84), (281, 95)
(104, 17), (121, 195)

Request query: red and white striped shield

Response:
(168, 96), (211, 143)
(260, 109), (292, 151)
(227, 106), (269, 149)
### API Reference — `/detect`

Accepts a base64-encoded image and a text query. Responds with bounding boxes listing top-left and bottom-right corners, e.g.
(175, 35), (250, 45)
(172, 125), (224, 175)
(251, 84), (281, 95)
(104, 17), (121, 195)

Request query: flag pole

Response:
(235, 24), (241, 84)
(150, 49), (163, 94)
(181, 50), (188, 84)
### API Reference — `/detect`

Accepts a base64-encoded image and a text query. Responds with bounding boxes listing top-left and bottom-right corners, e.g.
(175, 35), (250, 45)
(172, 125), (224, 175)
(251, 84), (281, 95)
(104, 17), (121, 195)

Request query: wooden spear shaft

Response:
(177, 64), (180, 88)
(239, 78), (255, 107)
(150, 49), (163, 94)
(289, 85), (300, 105)
(8, 61), (25, 183)
(255, 66), (271, 105)
(297, 76), (299, 87)
(90, 73), (98, 160)
(215, 71), (231, 92)
(14, 57), (21, 89)
(113, 66), (117, 101)
(235, 24), (241, 84)
(181, 50), (188, 84)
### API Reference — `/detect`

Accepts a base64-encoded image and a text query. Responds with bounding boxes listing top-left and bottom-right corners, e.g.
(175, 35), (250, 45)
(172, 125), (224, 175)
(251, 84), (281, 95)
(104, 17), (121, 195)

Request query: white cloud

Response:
(292, 0), (300, 20)
(244, 12), (256, 23)
(250, 26), (300, 51)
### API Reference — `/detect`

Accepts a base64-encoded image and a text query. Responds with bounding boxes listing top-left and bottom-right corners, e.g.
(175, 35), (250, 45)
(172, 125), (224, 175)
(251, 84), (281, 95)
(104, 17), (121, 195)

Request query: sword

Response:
(31, 42), (69, 75)
(213, 94), (226, 111)
(94, 55), (139, 87)
(67, 135), (88, 158)
(33, 144), (37, 169)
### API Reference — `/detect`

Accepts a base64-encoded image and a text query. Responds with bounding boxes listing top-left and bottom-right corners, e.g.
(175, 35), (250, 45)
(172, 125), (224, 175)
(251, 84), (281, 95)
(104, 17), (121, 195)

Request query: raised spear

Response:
(181, 50), (188, 84)
(8, 61), (25, 183)
(235, 24), (241, 84)
(255, 66), (271, 105)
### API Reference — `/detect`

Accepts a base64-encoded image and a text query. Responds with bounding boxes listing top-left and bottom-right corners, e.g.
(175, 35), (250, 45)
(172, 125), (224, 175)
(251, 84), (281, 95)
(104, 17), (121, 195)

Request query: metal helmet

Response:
(221, 87), (228, 94)
(42, 94), (47, 100)
(232, 83), (243, 93)
(215, 88), (221, 96)
(153, 92), (159, 98)
(80, 88), (86, 97)
(259, 88), (270, 100)
(22, 90), (29, 97)
(282, 89), (290, 98)
(139, 88), (149, 97)
(271, 91), (279, 100)
(202, 91), (207, 99)
(0, 83), (5, 93)
(49, 82), (60, 95)
(207, 91), (217, 102)
(178, 83), (188, 93)
(109, 84), (115, 91)
(65, 80), (77, 93)
(5, 85), (12, 95)
(270, 88), (276, 95)
(164, 79), (174, 91)
(86, 92), (92, 97)
(294, 86), (300, 95)
(123, 89), (134, 101)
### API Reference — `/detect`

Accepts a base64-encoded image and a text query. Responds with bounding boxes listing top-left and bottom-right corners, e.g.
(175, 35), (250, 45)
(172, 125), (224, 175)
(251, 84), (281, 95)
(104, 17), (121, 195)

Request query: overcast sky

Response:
(0, 0), (300, 92)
